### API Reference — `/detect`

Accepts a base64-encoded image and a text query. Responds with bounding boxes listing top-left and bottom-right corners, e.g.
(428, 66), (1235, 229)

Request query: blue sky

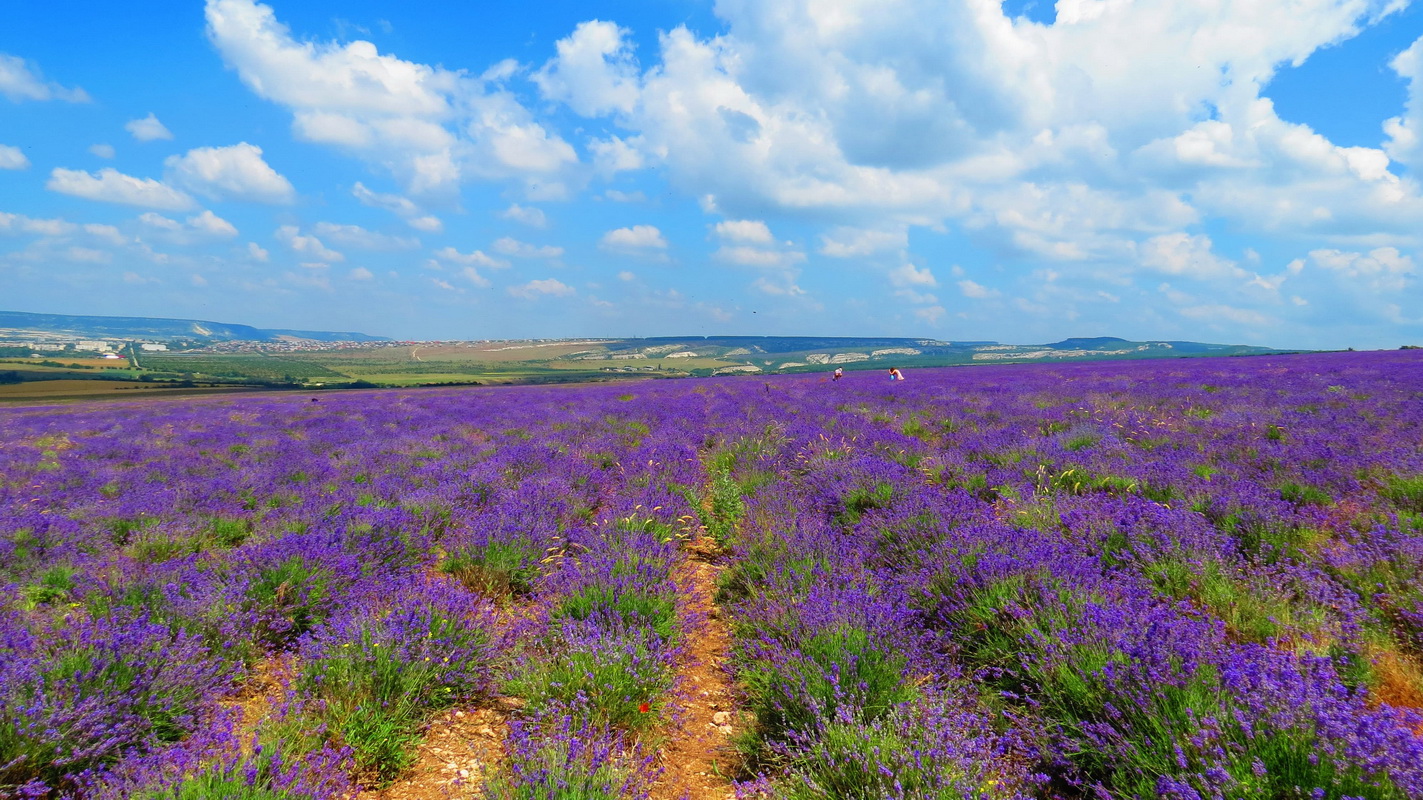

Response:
(3, 0), (1423, 348)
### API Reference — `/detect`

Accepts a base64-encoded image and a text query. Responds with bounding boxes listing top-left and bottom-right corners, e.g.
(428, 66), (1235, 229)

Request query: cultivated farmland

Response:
(2, 351), (1422, 799)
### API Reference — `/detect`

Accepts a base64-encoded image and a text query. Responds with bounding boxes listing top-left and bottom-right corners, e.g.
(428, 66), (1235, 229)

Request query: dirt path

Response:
(226, 655), (295, 756)
(354, 705), (510, 800)
(650, 554), (740, 800)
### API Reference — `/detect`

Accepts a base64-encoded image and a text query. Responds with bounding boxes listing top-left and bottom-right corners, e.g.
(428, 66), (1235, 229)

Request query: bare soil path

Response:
(354, 706), (509, 800)
(650, 552), (740, 800)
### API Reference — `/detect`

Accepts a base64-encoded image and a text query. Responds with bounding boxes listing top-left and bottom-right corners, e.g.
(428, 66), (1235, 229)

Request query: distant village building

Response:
(76, 340), (113, 352)
(140, 343), (169, 351)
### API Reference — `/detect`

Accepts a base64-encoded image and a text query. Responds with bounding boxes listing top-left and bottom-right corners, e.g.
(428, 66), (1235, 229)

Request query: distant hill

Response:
(0, 310), (387, 343)
(568, 334), (1295, 375)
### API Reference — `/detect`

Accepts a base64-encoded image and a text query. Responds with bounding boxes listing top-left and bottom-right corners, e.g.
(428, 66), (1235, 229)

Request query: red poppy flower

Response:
(638, 702), (651, 713)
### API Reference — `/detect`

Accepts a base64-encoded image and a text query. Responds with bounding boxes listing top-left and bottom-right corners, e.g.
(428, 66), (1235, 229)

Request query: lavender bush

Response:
(2, 351), (1422, 796)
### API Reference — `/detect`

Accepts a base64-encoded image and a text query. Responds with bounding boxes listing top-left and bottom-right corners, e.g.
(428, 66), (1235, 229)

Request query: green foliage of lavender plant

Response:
(709, 434), (782, 493)
(693, 461), (745, 546)
(105, 515), (158, 547)
(137, 777), (290, 800)
(483, 712), (650, 800)
(1381, 474), (1423, 514)
(0, 613), (230, 796)
(290, 586), (500, 785)
(441, 538), (541, 598)
(834, 481), (895, 526)
(89, 714), (354, 800)
(124, 530), (199, 564)
(205, 516), (253, 549)
(243, 554), (338, 650)
(738, 625), (915, 758)
(129, 743), (349, 800)
(1278, 480), (1333, 507)
(1037, 466), (1139, 497)
(553, 583), (680, 645)
(18, 565), (78, 610)
(946, 574), (1416, 798)
(507, 633), (674, 733)
(717, 550), (828, 605)
(772, 695), (1031, 800)
(1143, 555), (1340, 648)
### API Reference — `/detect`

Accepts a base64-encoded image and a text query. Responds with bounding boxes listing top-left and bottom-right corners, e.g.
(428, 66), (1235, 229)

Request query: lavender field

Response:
(3, 351), (1423, 800)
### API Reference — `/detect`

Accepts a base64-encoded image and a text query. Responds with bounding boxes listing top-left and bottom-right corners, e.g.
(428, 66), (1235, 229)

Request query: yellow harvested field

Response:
(415, 343), (611, 362)
(547, 357), (732, 371)
(66, 357), (132, 368)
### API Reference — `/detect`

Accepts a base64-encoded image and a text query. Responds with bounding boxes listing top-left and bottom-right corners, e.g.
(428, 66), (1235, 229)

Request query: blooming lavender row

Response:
(1, 385), (698, 796)
(1, 350), (1422, 798)
(707, 352), (1423, 798)
(485, 404), (705, 797)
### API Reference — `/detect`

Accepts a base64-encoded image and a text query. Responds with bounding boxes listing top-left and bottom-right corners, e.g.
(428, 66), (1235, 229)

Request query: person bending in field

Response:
(888, 367), (905, 381)
(833, 367), (843, 381)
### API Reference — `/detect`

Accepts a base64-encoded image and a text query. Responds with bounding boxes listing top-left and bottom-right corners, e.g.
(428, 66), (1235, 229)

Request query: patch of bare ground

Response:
(225, 655), (296, 753)
(649, 548), (740, 800)
(354, 704), (513, 800)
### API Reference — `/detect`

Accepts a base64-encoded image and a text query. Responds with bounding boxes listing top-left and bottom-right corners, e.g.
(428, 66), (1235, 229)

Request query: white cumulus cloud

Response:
(0, 144), (28, 169)
(890, 263), (937, 288)
(714, 245), (805, 269)
(714, 219), (774, 244)
(433, 246), (509, 269)
(533, 20), (640, 117)
(188, 210), (239, 237)
(1139, 233), (1243, 280)
(0, 212), (77, 236)
(1309, 246), (1415, 292)
(275, 225), (344, 262)
(126, 113), (173, 142)
(957, 279), (999, 299)
(601, 224), (667, 249)
(820, 226), (909, 257)
(0, 53), (89, 102)
(524, 0), (1423, 339)
(493, 237), (563, 259)
(1385, 35), (1423, 166)
(135, 210), (236, 244)
(165, 142), (295, 204)
(205, 0), (577, 195)
(47, 167), (196, 210)
(499, 204), (548, 228)
(313, 222), (417, 250)
(509, 277), (575, 298)
(351, 181), (444, 231)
